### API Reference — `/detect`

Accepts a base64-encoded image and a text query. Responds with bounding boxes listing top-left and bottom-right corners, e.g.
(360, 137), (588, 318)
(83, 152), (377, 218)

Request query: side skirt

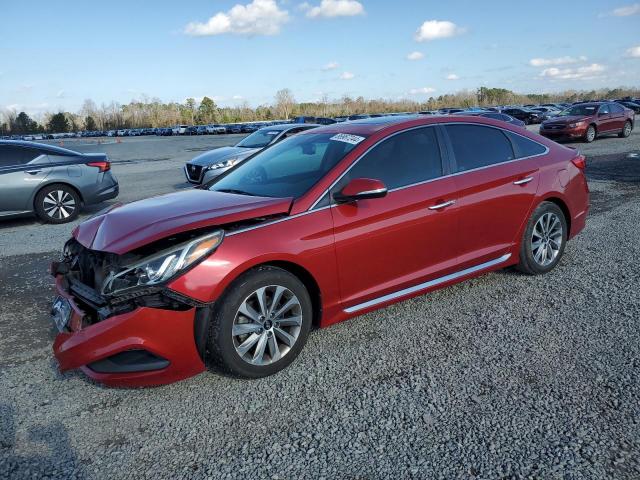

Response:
(344, 253), (512, 314)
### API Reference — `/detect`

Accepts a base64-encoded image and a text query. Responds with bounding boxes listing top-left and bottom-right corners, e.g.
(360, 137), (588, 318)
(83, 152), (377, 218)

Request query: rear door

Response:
(442, 124), (546, 269)
(597, 104), (614, 132)
(608, 103), (627, 131)
(330, 126), (460, 309)
(0, 145), (51, 215)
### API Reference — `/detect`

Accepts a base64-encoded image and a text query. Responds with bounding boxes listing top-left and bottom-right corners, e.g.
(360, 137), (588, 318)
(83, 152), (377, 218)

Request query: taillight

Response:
(571, 155), (586, 170)
(86, 161), (110, 172)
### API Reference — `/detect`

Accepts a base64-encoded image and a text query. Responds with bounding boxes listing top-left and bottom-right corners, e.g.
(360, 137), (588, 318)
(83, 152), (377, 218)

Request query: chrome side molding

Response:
(344, 253), (512, 314)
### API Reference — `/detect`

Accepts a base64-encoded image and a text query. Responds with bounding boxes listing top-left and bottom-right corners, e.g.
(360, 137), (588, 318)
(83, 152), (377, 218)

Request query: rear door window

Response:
(610, 103), (625, 114)
(444, 124), (515, 172)
(0, 146), (43, 167)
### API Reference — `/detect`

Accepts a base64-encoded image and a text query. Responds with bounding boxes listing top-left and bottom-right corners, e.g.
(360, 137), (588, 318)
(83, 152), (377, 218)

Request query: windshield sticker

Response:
(330, 133), (366, 145)
(266, 131), (279, 135)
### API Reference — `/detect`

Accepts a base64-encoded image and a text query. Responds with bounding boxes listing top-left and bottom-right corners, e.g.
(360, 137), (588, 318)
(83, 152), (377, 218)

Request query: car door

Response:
(329, 126), (460, 309)
(597, 104), (614, 132)
(608, 103), (627, 131)
(0, 145), (51, 215)
(442, 124), (544, 269)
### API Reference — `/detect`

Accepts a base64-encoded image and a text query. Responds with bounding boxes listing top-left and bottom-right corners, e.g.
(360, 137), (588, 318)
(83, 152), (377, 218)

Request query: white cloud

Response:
(409, 87), (436, 95)
(626, 45), (640, 57)
(232, 95), (244, 100)
(322, 61), (339, 70)
(529, 56), (587, 67)
(612, 3), (640, 16)
(306, 0), (364, 18)
(56, 90), (65, 98)
(414, 20), (465, 42)
(406, 51), (424, 61)
(446, 73), (459, 80)
(339, 71), (355, 80)
(184, 0), (290, 36)
(540, 63), (606, 80)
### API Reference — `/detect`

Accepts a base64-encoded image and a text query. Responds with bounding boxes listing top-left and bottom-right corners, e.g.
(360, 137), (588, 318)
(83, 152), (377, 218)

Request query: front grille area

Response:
(185, 163), (203, 182)
(544, 124), (566, 130)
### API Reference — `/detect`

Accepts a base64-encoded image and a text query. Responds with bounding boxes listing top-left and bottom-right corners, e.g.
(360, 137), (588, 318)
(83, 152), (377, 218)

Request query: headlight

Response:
(210, 159), (238, 170)
(101, 230), (224, 296)
(568, 121), (585, 128)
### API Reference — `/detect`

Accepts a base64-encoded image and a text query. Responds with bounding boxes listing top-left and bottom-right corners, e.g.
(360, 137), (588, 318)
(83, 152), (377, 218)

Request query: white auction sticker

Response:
(330, 133), (366, 145)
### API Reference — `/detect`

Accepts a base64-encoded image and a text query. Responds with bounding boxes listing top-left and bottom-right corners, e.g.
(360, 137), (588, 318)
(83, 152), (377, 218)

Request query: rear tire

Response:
(619, 120), (632, 138)
(516, 202), (567, 275)
(34, 184), (81, 224)
(205, 266), (312, 378)
(584, 124), (596, 143)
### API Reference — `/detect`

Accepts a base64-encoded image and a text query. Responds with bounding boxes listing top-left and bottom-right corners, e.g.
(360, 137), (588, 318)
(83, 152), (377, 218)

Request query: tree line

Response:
(1, 86), (638, 135)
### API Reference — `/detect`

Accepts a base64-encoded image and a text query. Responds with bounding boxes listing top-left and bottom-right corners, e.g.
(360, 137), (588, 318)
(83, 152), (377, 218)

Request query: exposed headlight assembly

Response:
(101, 230), (224, 296)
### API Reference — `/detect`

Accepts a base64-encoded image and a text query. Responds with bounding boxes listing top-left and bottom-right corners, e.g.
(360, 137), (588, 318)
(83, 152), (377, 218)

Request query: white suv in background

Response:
(172, 125), (189, 135)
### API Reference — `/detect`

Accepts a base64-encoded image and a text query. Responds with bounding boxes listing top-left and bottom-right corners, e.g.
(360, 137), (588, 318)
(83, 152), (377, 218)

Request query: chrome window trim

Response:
(343, 253), (512, 314)
(309, 122), (549, 210)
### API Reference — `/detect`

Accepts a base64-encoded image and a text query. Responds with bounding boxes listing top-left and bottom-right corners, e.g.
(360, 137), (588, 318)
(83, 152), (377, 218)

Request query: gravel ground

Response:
(0, 129), (639, 479)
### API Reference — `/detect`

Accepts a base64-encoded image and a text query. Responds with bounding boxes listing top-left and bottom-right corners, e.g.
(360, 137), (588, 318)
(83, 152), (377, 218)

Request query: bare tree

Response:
(274, 88), (296, 120)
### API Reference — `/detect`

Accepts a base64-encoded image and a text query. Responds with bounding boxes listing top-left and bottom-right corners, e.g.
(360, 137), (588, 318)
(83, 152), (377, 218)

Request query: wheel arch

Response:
(540, 196), (572, 237)
(33, 181), (85, 211)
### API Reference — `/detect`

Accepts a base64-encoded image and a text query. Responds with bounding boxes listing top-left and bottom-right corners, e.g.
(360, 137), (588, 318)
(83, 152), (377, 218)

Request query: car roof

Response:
(0, 139), (82, 156)
(296, 114), (528, 137)
(257, 123), (320, 132)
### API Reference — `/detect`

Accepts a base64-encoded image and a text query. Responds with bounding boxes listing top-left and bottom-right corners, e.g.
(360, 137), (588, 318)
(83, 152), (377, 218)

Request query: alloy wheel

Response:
(43, 190), (76, 220)
(232, 285), (303, 366)
(531, 212), (563, 267)
(624, 122), (632, 137)
(586, 126), (596, 142)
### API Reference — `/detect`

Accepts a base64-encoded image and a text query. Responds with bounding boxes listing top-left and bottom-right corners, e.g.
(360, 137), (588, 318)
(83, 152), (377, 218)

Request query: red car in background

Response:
(539, 101), (634, 143)
(50, 115), (589, 387)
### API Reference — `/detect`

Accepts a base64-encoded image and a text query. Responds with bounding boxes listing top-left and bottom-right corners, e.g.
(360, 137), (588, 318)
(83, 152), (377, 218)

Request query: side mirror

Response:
(334, 178), (387, 204)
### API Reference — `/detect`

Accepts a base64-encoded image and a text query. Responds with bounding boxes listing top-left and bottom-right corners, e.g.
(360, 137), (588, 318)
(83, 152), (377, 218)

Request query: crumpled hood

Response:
(188, 146), (258, 167)
(543, 115), (592, 125)
(73, 189), (293, 254)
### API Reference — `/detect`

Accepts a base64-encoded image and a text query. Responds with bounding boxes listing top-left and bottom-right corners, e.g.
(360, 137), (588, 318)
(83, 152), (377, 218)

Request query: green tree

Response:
(13, 112), (39, 134)
(47, 112), (70, 133)
(184, 98), (197, 124)
(84, 115), (97, 130)
(197, 96), (218, 124)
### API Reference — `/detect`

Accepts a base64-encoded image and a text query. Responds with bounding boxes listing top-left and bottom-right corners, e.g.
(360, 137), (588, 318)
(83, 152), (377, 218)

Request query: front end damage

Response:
(50, 238), (211, 387)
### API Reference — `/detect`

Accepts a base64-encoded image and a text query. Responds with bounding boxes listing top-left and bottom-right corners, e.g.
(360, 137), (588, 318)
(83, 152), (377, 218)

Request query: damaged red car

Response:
(51, 116), (589, 387)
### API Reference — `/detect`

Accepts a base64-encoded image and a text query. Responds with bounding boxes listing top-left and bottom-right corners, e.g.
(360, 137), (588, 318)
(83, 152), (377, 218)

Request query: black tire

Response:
(205, 266), (313, 378)
(516, 201), (568, 275)
(34, 184), (81, 224)
(619, 120), (632, 138)
(524, 117), (531, 125)
(584, 124), (596, 143)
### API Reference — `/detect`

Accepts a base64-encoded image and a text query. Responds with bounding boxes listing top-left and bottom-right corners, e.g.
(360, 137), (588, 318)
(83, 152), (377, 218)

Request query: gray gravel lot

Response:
(1, 128), (639, 479)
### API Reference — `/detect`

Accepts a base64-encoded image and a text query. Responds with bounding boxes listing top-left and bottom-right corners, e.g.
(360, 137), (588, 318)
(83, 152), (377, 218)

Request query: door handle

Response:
(25, 170), (42, 175)
(428, 200), (455, 210)
(513, 177), (533, 185)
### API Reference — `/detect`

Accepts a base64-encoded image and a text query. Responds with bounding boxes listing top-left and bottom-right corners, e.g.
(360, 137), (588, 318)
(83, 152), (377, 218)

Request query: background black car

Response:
(502, 108), (542, 125)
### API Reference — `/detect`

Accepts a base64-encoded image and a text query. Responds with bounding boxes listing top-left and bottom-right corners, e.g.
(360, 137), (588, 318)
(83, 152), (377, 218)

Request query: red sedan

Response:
(50, 115), (589, 386)
(539, 101), (634, 143)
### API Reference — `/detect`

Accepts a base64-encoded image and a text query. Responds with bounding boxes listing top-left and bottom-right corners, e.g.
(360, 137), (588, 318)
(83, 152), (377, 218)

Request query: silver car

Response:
(0, 140), (119, 224)
(184, 123), (319, 184)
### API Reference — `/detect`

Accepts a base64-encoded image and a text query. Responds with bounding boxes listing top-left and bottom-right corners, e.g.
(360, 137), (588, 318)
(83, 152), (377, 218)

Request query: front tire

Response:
(34, 184), (81, 224)
(619, 120), (632, 138)
(517, 202), (567, 275)
(205, 266), (312, 378)
(584, 124), (596, 143)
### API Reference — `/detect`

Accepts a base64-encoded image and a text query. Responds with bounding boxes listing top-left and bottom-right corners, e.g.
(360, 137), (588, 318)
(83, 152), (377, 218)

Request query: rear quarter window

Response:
(505, 132), (547, 158)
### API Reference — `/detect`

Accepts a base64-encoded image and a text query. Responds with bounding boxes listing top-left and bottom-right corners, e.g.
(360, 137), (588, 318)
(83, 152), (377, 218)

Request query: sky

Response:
(1, 0), (639, 117)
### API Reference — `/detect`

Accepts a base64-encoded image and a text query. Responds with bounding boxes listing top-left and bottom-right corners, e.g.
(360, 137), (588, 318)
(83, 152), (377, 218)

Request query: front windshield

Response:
(558, 105), (598, 117)
(236, 129), (281, 149)
(210, 132), (365, 198)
